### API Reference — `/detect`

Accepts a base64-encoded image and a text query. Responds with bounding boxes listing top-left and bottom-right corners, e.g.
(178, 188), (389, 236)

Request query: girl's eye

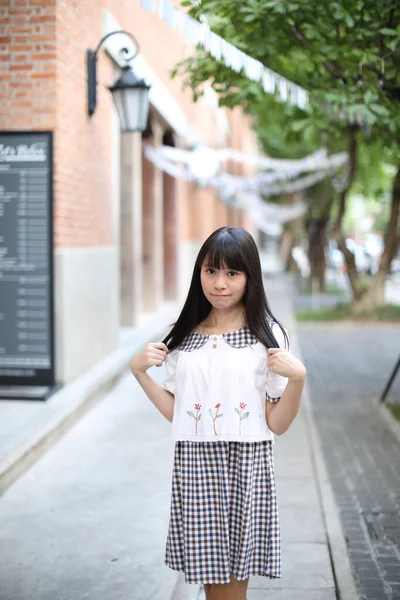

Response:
(206, 268), (239, 276)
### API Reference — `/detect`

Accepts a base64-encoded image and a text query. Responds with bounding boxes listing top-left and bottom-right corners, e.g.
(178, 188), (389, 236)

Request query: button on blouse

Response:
(163, 321), (290, 443)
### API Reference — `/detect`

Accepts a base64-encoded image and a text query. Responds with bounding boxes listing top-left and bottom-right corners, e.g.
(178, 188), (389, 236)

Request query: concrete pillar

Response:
(141, 121), (164, 312)
(120, 132), (143, 326)
(163, 167), (177, 300)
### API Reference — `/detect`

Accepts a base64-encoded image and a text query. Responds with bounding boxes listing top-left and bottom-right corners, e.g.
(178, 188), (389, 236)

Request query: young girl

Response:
(130, 226), (306, 600)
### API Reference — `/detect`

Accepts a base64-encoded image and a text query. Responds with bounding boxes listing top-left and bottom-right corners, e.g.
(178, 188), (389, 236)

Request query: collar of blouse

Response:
(178, 326), (260, 352)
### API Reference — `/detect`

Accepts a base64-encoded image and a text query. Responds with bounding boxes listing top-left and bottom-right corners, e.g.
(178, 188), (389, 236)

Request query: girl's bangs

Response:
(204, 239), (247, 272)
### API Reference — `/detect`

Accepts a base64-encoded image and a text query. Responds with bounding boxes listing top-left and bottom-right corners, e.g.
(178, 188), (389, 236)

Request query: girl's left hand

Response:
(267, 348), (307, 381)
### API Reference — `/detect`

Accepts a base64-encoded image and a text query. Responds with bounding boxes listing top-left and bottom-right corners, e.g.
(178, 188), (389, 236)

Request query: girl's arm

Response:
(130, 341), (175, 422)
(266, 372), (306, 435)
(132, 371), (175, 422)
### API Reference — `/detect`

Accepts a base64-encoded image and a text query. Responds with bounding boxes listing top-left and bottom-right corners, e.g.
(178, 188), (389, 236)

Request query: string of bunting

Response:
(239, 193), (308, 235)
(143, 144), (342, 196)
(138, 0), (365, 124)
(137, 0), (308, 110)
(157, 144), (348, 173)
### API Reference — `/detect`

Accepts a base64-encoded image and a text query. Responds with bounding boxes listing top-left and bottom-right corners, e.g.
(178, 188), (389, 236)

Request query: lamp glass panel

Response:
(123, 88), (141, 132)
(111, 88), (127, 131)
(111, 86), (150, 132)
(126, 88), (150, 132)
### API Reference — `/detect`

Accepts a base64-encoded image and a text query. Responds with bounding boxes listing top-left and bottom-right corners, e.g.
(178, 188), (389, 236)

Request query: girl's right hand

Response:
(130, 342), (169, 376)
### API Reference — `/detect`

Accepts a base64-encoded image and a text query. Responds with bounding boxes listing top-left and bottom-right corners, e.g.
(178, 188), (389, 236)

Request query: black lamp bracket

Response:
(87, 30), (140, 116)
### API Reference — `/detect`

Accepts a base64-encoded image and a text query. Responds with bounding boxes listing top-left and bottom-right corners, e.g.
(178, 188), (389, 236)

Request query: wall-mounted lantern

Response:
(87, 30), (151, 133)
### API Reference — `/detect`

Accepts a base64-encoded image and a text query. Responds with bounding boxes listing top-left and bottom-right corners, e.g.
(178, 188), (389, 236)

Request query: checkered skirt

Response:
(165, 440), (282, 584)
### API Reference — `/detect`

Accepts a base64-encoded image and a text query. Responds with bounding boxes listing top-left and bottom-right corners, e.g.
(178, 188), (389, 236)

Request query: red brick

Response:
(10, 44), (32, 52)
(14, 101), (31, 107)
(9, 80), (32, 87)
(31, 71), (55, 78)
(10, 63), (33, 70)
(0, 36), (11, 43)
(7, 25), (31, 33)
(8, 9), (30, 17)
(29, 15), (55, 23)
(31, 34), (55, 42)
(32, 52), (56, 60)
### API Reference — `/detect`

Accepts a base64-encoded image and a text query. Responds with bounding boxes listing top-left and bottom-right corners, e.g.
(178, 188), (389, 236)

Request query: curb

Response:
(288, 316), (359, 600)
(0, 316), (175, 496)
(375, 399), (400, 446)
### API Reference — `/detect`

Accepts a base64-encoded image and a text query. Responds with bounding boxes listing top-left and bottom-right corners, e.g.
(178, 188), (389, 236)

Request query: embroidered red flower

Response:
(187, 403), (202, 435)
(235, 403), (250, 435)
(209, 403), (223, 435)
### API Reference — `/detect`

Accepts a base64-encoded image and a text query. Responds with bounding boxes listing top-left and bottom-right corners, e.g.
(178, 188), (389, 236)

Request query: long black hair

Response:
(162, 226), (289, 351)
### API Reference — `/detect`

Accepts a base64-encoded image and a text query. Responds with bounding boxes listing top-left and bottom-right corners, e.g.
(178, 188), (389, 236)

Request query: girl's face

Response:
(200, 258), (247, 309)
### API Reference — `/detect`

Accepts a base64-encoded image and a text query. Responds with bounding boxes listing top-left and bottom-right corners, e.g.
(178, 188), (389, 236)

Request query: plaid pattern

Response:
(178, 326), (259, 352)
(178, 319), (280, 352)
(178, 331), (209, 352)
(165, 440), (282, 584)
(223, 327), (258, 348)
(266, 393), (281, 403)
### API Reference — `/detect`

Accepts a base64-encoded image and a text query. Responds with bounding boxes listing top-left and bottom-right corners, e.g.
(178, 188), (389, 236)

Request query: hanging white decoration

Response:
(235, 193), (308, 236)
(156, 144), (348, 173)
(138, 0), (365, 122)
(261, 168), (337, 196)
(188, 146), (220, 180)
(137, 0), (309, 110)
(143, 144), (345, 197)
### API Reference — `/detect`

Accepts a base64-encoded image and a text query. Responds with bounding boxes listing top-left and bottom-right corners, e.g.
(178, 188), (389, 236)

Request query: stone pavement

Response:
(0, 364), (178, 600)
(293, 298), (400, 599)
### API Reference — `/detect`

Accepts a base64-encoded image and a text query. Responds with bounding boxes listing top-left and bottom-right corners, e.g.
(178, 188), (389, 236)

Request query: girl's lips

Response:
(211, 294), (229, 297)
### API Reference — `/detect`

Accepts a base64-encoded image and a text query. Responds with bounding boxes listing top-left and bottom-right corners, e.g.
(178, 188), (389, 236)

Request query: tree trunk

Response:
(307, 219), (329, 292)
(332, 125), (363, 300)
(306, 191), (333, 292)
(280, 192), (303, 273)
(352, 165), (400, 313)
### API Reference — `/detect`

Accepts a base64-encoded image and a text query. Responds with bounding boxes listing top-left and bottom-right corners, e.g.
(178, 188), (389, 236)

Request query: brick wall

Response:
(1, 0), (258, 251)
(0, 0), (56, 130)
(54, 0), (113, 248)
(0, 0), (112, 248)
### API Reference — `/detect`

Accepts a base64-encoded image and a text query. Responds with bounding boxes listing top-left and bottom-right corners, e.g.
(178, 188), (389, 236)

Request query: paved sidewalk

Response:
(294, 313), (400, 600)
(0, 302), (179, 495)
(0, 359), (178, 600)
(0, 275), (359, 600)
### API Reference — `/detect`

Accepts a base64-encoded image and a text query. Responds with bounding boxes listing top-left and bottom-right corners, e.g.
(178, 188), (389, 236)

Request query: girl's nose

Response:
(215, 277), (227, 289)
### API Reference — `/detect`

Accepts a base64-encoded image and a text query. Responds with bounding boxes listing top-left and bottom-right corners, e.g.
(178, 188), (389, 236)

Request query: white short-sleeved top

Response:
(162, 321), (290, 443)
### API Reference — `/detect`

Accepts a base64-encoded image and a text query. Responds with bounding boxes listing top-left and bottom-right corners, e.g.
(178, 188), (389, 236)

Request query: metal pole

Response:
(379, 354), (400, 404)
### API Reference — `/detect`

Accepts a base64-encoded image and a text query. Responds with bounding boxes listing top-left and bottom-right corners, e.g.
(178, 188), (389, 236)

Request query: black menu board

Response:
(0, 132), (55, 395)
